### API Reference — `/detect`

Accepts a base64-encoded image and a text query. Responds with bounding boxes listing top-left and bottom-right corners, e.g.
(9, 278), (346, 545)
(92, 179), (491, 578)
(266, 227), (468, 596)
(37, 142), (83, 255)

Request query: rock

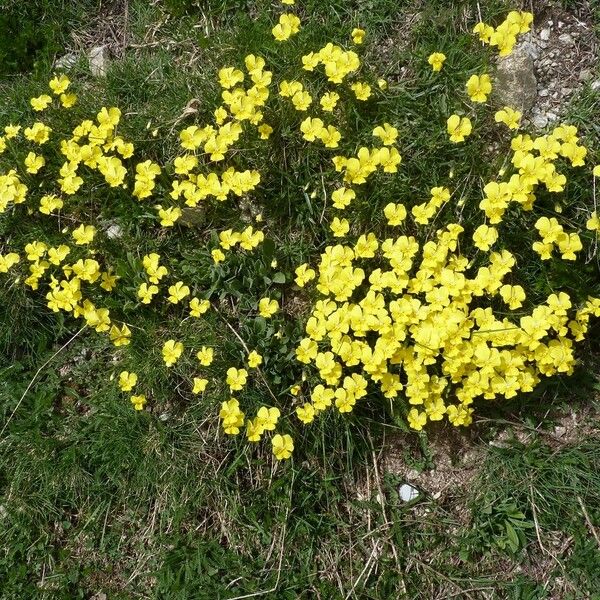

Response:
(179, 206), (206, 227)
(89, 46), (107, 77)
(547, 112), (559, 122)
(591, 80), (600, 91)
(540, 28), (551, 41)
(558, 33), (574, 46)
(520, 41), (540, 61)
(398, 483), (420, 502)
(554, 425), (567, 438)
(579, 69), (593, 82)
(104, 223), (123, 239)
(539, 89), (549, 97)
(532, 113), (549, 128)
(494, 48), (537, 112)
(55, 52), (78, 70)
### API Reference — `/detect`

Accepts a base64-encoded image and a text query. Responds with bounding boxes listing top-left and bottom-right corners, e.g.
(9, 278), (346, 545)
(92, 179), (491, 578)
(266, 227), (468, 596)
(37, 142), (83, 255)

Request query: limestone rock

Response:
(494, 48), (537, 112)
(89, 46), (108, 77)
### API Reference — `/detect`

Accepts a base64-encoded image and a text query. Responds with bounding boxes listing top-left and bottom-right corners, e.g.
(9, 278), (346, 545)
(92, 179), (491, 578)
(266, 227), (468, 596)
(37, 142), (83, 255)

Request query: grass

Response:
(1, 0), (600, 598)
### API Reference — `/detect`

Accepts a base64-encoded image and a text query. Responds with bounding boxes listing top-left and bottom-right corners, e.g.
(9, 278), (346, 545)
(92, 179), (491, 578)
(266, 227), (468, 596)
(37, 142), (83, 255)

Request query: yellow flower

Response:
(4, 124), (21, 138)
(300, 117), (325, 142)
(30, 95), (52, 111)
(24, 122), (52, 144)
(138, 283), (159, 304)
(119, 371), (138, 392)
(0, 252), (20, 273)
(350, 82), (371, 101)
(189, 297), (210, 317)
(226, 367), (248, 391)
(257, 406), (280, 430)
(156, 205), (182, 227)
(295, 263), (316, 287)
(330, 217), (349, 237)
(384, 202), (407, 225)
(466, 74), (492, 103)
(49, 74), (70, 94)
(331, 187), (356, 209)
(39, 194), (63, 215)
(247, 350), (263, 368)
(272, 13), (301, 41)
(109, 324), (132, 347)
(72, 224), (96, 245)
(258, 124), (273, 139)
(130, 395), (147, 411)
(447, 114), (472, 143)
(296, 403), (315, 424)
(495, 106), (522, 130)
(320, 92), (340, 112)
(60, 93), (77, 108)
(472, 224), (498, 251)
(593, 165), (600, 177)
(319, 125), (341, 148)
(196, 347), (214, 366)
(258, 297), (279, 317)
(407, 408), (427, 431)
(272, 433), (294, 460)
(192, 377), (208, 394)
(351, 28), (365, 44)
(24, 152), (45, 174)
(291, 90), (312, 111)
(218, 67), (244, 89)
(499, 284), (526, 309)
(167, 281), (191, 304)
(212, 248), (226, 263)
(220, 399), (245, 435)
(162, 339), (184, 367)
(372, 123), (398, 146)
(428, 52), (446, 72)
(586, 211), (600, 232)
(473, 22), (494, 43)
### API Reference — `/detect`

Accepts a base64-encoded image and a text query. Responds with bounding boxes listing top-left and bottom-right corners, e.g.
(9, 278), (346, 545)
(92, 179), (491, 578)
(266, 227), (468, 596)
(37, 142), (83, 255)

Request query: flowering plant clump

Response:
(1, 5), (599, 462)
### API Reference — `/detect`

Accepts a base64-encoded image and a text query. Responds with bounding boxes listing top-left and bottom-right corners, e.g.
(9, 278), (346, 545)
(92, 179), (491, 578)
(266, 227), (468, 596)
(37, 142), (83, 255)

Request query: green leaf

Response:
(272, 272), (286, 284)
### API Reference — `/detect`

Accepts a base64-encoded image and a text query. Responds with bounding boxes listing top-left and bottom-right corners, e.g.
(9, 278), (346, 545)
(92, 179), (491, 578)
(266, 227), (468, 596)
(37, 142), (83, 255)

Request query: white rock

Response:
(539, 89), (549, 97)
(89, 46), (107, 77)
(105, 223), (123, 239)
(398, 483), (420, 502)
(591, 80), (600, 91)
(540, 28), (551, 41)
(520, 41), (540, 60)
(547, 112), (559, 122)
(532, 113), (549, 128)
(558, 33), (574, 46)
(55, 53), (78, 70)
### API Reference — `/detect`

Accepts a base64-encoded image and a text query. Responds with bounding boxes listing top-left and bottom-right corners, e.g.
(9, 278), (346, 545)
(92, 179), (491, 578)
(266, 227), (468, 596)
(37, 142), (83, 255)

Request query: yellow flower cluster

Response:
(473, 10), (533, 56)
(1, 4), (599, 465)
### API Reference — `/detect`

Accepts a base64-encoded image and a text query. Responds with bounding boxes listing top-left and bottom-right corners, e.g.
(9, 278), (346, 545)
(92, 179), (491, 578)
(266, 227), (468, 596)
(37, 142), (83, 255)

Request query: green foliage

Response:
(0, 1), (99, 76)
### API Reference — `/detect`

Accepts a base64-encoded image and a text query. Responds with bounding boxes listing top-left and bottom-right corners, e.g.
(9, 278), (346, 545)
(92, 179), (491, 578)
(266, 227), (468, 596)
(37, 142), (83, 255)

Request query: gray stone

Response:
(532, 113), (548, 128)
(494, 48), (537, 112)
(591, 80), (600, 91)
(105, 223), (123, 239)
(579, 69), (593, 82)
(179, 206), (206, 227)
(520, 41), (540, 61)
(558, 33), (574, 46)
(55, 52), (78, 70)
(539, 89), (549, 97)
(540, 28), (551, 41)
(547, 112), (559, 122)
(89, 46), (107, 77)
